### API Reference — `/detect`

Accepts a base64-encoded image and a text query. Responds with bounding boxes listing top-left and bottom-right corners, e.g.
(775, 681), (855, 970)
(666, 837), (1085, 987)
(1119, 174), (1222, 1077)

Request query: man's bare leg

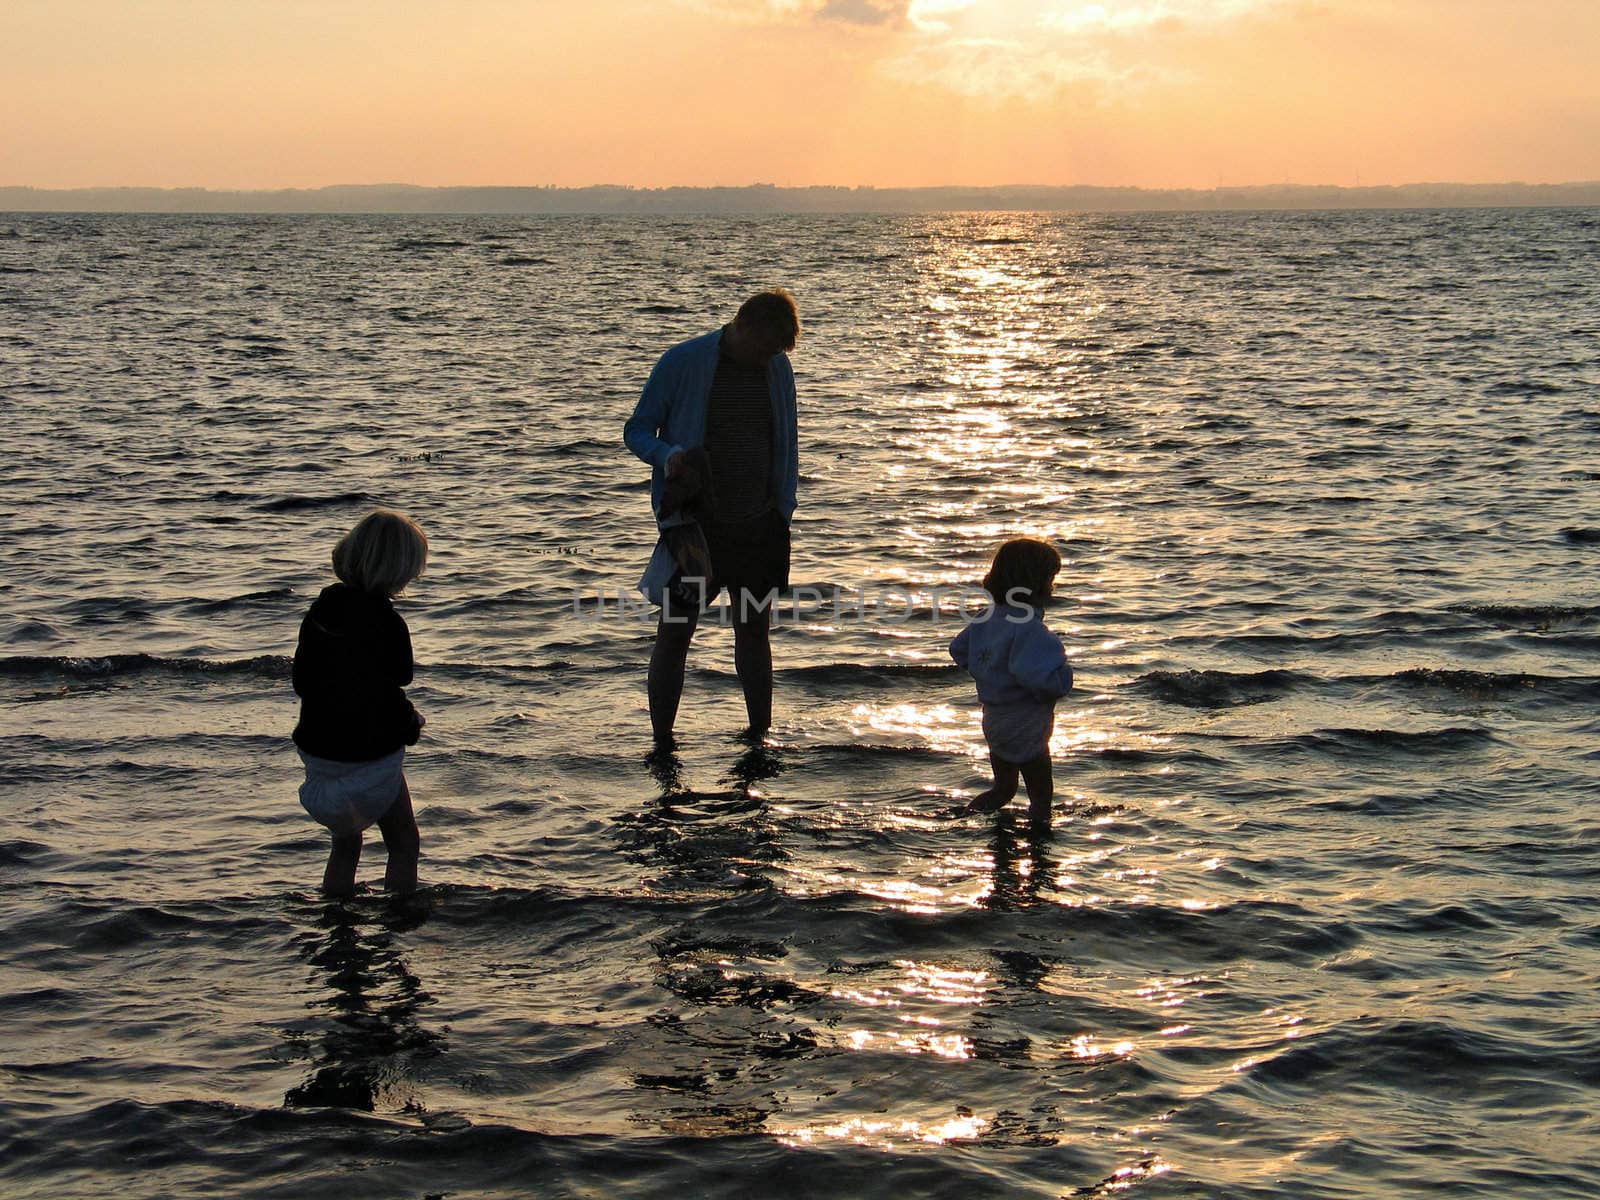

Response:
(731, 589), (773, 737)
(648, 601), (700, 745)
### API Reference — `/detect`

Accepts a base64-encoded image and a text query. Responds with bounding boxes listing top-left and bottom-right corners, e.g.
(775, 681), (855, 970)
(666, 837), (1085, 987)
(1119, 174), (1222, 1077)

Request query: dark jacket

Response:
(292, 584), (420, 762)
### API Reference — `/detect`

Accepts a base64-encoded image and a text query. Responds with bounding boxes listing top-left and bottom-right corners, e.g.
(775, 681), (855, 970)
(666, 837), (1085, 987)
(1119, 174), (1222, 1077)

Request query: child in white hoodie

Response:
(950, 538), (1074, 827)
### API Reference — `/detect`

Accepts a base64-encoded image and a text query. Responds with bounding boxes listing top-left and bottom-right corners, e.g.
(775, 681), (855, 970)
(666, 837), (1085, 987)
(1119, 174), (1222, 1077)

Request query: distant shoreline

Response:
(4, 182), (1598, 215)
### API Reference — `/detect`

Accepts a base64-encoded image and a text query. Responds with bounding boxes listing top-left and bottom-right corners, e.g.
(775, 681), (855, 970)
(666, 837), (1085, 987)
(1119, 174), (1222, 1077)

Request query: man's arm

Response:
(624, 355), (685, 471)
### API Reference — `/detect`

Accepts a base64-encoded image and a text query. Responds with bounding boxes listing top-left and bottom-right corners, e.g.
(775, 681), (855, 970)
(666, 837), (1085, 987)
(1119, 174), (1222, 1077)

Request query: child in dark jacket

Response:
(950, 538), (1074, 828)
(293, 510), (428, 896)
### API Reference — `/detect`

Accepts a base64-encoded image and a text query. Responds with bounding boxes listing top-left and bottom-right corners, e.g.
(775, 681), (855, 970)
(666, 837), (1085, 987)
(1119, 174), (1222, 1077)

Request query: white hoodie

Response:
(949, 604), (1073, 707)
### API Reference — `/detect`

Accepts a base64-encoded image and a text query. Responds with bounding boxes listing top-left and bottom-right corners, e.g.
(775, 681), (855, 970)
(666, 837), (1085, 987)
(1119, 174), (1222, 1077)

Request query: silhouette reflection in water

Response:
(984, 812), (1056, 912)
(284, 901), (444, 1113)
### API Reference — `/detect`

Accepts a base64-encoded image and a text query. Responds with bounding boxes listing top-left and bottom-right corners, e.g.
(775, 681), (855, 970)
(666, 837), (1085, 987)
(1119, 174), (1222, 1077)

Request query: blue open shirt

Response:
(623, 328), (798, 602)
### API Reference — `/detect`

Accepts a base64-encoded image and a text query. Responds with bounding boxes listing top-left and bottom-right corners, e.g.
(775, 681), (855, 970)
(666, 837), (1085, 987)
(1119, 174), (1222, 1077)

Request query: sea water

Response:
(1, 208), (1597, 1198)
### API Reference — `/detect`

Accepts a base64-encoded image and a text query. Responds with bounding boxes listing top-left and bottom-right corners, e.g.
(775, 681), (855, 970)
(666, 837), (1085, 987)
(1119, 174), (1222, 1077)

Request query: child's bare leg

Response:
(323, 833), (362, 897)
(1019, 756), (1054, 829)
(967, 755), (1021, 814)
(378, 776), (420, 894)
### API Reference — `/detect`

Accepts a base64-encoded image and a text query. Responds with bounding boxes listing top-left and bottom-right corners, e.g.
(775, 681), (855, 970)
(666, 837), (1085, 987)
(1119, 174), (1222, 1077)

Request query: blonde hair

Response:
(983, 537), (1061, 612)
(332, 510), (428, 596)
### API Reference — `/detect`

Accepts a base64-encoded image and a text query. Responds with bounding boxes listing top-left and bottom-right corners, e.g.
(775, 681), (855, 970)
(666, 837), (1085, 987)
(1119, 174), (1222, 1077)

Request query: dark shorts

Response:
(664, 508), (790, 620)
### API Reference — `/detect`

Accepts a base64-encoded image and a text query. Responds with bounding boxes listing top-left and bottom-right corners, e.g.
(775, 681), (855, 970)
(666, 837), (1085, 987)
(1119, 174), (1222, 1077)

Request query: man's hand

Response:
(666, 450), (688, 478)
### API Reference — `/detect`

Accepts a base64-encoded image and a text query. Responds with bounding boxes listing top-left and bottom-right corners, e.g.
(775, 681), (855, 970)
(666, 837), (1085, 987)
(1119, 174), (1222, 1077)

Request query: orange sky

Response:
(4, 0), (1596, 190)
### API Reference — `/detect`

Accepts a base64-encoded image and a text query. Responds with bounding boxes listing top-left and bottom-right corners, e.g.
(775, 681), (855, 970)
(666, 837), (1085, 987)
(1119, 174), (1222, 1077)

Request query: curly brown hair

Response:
(982, 537), (1061, 613)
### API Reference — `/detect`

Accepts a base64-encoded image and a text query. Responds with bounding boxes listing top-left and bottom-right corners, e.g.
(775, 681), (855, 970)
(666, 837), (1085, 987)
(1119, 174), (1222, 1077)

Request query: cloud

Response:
(907, 0), (979, 34)
(1040, 0), (1288, 37)
(817, 0), (909, 25)
(874, 0), (1297, 102)
(678, 0), (1289, 36)
(674, 0), (909, 26)
(885, 35), (1148, 100)
(674, 0), (967, 30)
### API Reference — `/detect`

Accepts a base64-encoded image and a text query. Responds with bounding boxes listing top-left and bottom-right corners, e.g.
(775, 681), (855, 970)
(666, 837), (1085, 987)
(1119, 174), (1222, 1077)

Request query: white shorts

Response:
(982, 702), (1056, 766)
(297, 748), (405, 836)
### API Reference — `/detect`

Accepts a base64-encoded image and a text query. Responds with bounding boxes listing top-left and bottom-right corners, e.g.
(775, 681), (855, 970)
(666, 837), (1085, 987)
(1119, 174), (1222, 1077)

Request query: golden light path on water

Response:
(855, 212), (1165, 788)
(764, 220), (1252, 1163)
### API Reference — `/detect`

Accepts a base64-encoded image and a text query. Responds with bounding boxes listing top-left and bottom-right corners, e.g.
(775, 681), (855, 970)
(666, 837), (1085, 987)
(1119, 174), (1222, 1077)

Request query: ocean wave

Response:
(5, 619), (65, 643)
(436, 586), (557, 616)
(0, 652), (605, 689)
(0, 1096), (1038, 1199)
(1195, 630), (1395, 654)
(58, 596), (154, 621)
(1310, 780), (1518, 816)
(0, 653), (291, 679)
(1485, 379), (1566, 397)
(429, 659), (578, 681)
(1386, 667), (1600, 701)
(782, 662), (966, 686)
(3, 897), (273, 955)
(186, 586), (299, 614)
(389, 237), (470, 251)
(1268, 726), (1497, 758)
(0, 839), (55, 867)
(1448, 602), (1599, 630)
(549, 437), (614, 455)
(252, 491), (382, 513)
(417, 881), (1366, 972)
(1134, 668), (1309, 708)
(806, 742), (961, 763)
(1091, 745), (1228, 766)
(221, 339), (291, 359)
(1234, 1017), (1600, 1097)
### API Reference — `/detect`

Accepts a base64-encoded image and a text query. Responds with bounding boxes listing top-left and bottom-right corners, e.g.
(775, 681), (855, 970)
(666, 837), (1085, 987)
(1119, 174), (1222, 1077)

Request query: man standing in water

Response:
(624, 290), (800, 747)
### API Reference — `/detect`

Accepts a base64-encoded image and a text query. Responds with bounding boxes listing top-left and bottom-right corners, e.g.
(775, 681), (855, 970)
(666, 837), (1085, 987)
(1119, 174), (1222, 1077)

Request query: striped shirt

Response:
(703, 344), (774, 522)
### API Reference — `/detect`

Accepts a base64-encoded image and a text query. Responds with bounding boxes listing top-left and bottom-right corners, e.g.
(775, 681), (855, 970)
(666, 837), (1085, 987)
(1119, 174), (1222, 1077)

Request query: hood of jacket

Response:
(305, 583), (393, 637)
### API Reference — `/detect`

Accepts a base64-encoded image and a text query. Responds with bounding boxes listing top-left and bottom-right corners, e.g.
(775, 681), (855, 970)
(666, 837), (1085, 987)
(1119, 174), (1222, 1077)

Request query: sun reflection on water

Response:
(850, 700), (968, 753)
(895, 959), (989, 1005)
(885, 213), (1136, 577)
(844, 1025), (975, 1060)
(1101, 1158), (1175, 1190)
(773, 1111), (990, 1150)
(842, 694), (1170, 771)
(1137, 974), (1219, 1011)
(1064, 1033), (1137, 1061)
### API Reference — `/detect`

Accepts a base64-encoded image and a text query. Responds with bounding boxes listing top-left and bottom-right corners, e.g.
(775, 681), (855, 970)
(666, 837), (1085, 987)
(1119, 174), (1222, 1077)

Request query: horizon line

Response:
(6, 180), (1597, 216)
(7, 179), (1600, 193)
